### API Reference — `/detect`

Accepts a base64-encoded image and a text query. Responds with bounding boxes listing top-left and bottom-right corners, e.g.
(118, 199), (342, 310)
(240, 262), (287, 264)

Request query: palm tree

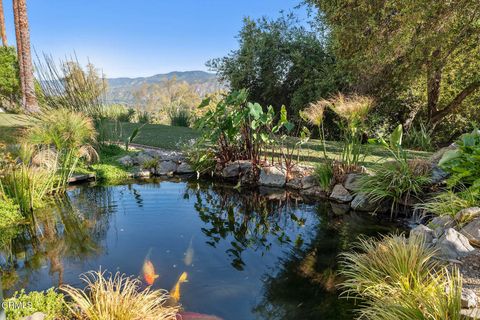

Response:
(13, 0), (39, 112)
(0, 0), (7, 46)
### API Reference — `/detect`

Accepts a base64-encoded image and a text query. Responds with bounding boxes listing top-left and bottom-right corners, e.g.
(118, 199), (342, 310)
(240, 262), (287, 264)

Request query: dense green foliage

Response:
(440, 130), (480, 188)
(357, 125), (431, 212)
(340, 234), (463, 320)
(307, 0), (480, 143)
(208, 14), (340, 119)
(419, 188), (480, 221)
(5, 288), (68, 320)
(0, 196), (22, 228)
(91, 144), (132, 184)
(0, 46), (20, 110)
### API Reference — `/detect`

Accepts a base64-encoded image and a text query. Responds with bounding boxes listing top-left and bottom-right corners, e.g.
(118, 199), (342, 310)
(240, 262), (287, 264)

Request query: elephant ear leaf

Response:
(438, 149), (461, 167)
(389, 124), (403, 150)
(248, 102), (263, 120)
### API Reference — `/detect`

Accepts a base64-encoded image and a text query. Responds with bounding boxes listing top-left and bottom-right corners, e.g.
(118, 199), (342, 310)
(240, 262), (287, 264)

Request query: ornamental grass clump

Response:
(61, 270), (179, 320)
(339, 234), (463, 320)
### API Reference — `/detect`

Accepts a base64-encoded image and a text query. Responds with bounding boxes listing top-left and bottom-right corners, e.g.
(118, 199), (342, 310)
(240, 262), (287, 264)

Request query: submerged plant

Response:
(61, 270), (179, 320)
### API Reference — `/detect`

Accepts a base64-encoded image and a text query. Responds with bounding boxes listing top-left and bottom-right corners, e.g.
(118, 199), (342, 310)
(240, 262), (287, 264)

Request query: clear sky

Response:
(2, 0), (307, 78)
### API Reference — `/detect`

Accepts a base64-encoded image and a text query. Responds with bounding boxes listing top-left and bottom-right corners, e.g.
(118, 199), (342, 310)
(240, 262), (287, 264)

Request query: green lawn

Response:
(0, 113), (29, 144)
(0, 114), (432, 166)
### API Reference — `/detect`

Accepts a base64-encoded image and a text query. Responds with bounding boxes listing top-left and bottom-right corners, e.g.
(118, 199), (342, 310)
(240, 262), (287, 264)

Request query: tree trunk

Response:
(0, 0), (7, 46)
(426, 50), (442, 124)
(13, 0), (39, 113)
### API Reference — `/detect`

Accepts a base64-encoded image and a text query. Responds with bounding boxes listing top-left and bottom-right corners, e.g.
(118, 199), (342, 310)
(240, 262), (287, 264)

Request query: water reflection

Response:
(185, 182), (309, 270)
(0, 180), (399, 319)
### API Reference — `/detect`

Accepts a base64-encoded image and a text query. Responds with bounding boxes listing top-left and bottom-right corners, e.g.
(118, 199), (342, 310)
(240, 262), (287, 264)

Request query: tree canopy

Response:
(307, 0), (480, 131)
(208, 14), (342, 118)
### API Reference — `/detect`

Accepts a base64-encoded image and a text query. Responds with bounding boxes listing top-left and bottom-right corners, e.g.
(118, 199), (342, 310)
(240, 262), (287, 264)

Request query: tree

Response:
(13, 0), (38, 113)
(0, 0), (7, 46)
(208, 14), (341, 118)
(0, 46), (20, 107)
(307, 0), (480, 129)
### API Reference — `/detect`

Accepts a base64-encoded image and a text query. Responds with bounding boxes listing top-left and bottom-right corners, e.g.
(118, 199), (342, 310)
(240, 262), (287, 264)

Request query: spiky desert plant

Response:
(61, 270), (179, 320)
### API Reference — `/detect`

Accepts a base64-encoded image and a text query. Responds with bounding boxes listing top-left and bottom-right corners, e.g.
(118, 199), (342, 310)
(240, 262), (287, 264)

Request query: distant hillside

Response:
(106, 71), (224, 105)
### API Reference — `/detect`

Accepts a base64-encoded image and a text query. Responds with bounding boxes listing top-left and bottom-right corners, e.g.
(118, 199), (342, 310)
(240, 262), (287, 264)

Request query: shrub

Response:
(340, 234), (463, 320)
(357, 125), (431, 213)
(25, 109), (98, 190)
(61, 270), (179, 320)
(4, 288), (69, 320)
(404, 123), (434, 151)
(101, 104), (135, 122)
(169, 108), (190, 127)
(314, 162), (333, 190)
(439, 129), (480, 188)
(0, 196), (23, 228)
(137, 111), (152, 124)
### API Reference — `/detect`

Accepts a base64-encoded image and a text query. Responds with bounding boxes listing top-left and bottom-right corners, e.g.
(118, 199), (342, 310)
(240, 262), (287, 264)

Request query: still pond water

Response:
(1, 179), (399, 320)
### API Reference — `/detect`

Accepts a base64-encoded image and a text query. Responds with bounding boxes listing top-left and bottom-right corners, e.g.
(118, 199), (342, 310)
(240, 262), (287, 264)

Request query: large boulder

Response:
(460, 218), (480, 247)
(350, 193), (377, 212)
(177, 162), (194, 174)
(301, 175), (318, 190)
(286, 178), (302, 189)
(330, 184), (354, 203)
(135, 152), (154, 165)
(456, 207), (480, 223)
(436, 228), (475, 259)
(118, 155), (134, 166)
(428, 215), (456, 238)
(222, 160), (253, 178)
(344, 173), (362, 191)
(259, 166), (286, 187)
(158, 160), (178, 175)
(410, 224), (434, 244)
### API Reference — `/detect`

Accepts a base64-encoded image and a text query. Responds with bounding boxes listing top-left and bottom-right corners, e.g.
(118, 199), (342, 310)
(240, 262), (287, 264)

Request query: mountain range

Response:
(106, 71), (224, 105)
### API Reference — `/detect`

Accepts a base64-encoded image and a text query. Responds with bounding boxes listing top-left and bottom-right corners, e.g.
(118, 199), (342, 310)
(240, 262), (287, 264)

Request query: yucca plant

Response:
(61, 270), (179, 320)
(339, 234), (463, 320)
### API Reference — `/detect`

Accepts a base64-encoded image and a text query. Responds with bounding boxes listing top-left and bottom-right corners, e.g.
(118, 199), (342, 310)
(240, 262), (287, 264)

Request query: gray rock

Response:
(135, 152), (154, 165)
(429, 215), (456, 238)
(410, 224), (434, 244)
(158, 160), (177, 175)
(456, 207), (480, 223)
(222, 161), (253, 178)
(118, 155), (133, 166)
(350, 193), (377, 212)
(344, 173), (362, 191)
(461, 288), (478, 309)
(436, 228), (475, 259)
(301, 175), (318, 190)
(286, 178), (302, 189)
(301, 186), (328, 198)
(330, 184), (354, 203)
(460, 217), (480, 247)
(259, 166), (286, 187)
(132, 169), (151, 178)
(176, 162), (194, 174)
(330, 202), (350, 215)
(461, 308), (480, 319)
(22, 312), (46, 320)
(430, 166), (449, 185)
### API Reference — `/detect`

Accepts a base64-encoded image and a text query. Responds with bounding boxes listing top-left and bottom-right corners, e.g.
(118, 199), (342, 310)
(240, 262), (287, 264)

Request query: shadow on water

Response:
(0, 179), (401, 319)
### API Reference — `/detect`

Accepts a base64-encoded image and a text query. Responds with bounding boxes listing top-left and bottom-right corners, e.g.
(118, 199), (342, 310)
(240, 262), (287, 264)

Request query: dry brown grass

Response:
(61, 270), (179, 320)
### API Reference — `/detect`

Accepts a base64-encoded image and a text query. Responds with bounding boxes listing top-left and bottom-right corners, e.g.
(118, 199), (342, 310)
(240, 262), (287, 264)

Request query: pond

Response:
(0, 179), (399, 320)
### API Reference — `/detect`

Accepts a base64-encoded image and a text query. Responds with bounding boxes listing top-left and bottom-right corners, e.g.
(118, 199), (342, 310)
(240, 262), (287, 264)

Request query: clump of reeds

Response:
(61, 270), (179, 320)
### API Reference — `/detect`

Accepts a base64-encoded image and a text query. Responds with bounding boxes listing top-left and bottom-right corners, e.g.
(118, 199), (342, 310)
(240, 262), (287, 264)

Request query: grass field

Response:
(0, 113), (432, 166)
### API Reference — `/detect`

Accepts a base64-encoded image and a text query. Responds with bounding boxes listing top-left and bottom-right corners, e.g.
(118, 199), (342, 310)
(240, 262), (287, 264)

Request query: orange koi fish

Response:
(143, 260), (159, 285)
(170, 271), (188, 302)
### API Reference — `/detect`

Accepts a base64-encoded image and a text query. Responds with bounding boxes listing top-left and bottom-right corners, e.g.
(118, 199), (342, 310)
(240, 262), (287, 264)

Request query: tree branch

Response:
(431, 81), (480, 124)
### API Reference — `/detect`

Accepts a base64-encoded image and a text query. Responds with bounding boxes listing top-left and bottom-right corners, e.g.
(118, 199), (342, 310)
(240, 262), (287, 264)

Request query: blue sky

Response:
(2, 0), (307, 78)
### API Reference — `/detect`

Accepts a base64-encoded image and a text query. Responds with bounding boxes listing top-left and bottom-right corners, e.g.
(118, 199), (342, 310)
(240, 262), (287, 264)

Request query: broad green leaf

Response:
(438, 149), (461, 166)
